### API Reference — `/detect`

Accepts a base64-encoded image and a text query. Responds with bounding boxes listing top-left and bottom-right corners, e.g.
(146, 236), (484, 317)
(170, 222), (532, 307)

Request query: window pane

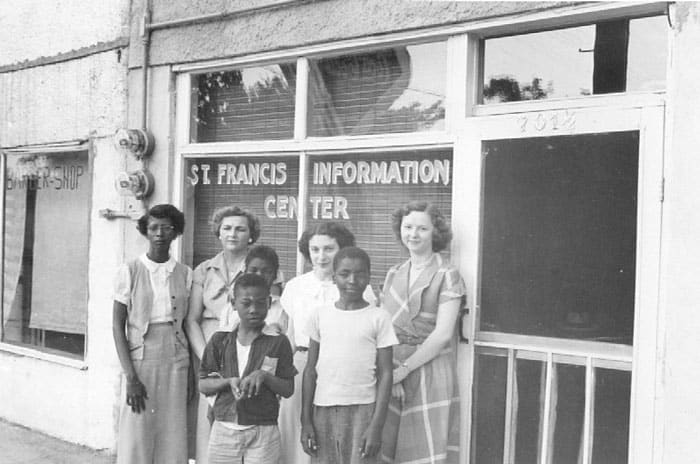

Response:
(305, 150), (453, 289)
(184, 155), (299, 281)
(191, 63), (296, 142)
(308, 42), (446, 136)
(472, 350), (507, 464)
(3, 151), (89, 358)
(480, 132), (638, 343)
(592, 368), (631, 464)
(482, 15), (667, 103)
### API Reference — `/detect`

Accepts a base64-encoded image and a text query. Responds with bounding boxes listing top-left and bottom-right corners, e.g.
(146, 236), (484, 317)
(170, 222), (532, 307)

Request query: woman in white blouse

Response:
(112, 204), (192, 464)
(278, 222), (376, 464)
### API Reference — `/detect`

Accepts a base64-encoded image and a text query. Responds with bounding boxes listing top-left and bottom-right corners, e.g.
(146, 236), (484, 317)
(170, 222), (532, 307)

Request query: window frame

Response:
(0, 141), (92, 368)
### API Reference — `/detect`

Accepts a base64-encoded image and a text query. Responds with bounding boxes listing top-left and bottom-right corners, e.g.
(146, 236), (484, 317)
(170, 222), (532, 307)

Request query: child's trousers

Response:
(208, 421), (280, 464)
(312, 403), (378, 464)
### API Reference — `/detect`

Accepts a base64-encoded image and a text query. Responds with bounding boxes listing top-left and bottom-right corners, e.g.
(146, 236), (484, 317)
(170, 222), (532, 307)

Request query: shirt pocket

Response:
(261, 356), (278, 374)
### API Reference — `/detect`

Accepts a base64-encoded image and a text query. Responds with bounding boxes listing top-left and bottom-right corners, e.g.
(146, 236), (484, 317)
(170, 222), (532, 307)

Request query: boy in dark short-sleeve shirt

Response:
(199, 273), (296, 464)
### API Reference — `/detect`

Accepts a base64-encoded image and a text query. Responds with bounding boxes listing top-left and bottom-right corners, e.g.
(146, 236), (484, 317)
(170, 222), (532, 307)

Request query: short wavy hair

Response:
(298, 222), (356, 262)
(137, 204), (185, 236)
(210, 206), (261, 244)
(391, 201), (452, 252)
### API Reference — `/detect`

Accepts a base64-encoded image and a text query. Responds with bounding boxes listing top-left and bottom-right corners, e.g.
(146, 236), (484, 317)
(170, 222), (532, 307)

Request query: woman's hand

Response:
(126, 375), (148, 413)
(391, 383), (405, 404)
(393, 364), (410, 384)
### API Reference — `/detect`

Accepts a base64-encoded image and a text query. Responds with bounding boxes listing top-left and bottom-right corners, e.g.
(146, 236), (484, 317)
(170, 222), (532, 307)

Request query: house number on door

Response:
(517, 109), (576, 133)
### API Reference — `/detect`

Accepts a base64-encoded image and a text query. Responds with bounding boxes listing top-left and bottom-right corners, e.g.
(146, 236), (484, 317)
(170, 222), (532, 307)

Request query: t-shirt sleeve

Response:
(438, 266), (466, 305)
(113, 263), (131, 305)
(304, 306), (321, 343)
(376, 309), (399, 348)
(199, 335), (221, 379)
(274, 335), (297, 379)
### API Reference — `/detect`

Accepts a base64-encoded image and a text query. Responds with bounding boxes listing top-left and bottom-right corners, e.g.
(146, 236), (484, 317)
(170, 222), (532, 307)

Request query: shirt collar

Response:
(139, 253), (176, 273)
(207, 252), (246, 275)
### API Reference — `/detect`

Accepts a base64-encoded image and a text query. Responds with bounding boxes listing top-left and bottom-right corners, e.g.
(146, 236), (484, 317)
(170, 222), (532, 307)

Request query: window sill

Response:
(0, 343), (87, 370)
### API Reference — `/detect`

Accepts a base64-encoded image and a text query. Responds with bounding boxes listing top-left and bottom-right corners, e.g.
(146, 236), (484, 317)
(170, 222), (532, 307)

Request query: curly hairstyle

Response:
(298, 222), (356, 263)
(210, 206), (261, 244)
(137, 204), (185, 236)
(245, 245), (280, 277)
(391, 201), (452, 252)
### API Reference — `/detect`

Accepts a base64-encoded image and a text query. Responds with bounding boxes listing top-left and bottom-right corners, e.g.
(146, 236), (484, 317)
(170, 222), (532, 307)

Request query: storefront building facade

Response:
(2, 1), (700, 462)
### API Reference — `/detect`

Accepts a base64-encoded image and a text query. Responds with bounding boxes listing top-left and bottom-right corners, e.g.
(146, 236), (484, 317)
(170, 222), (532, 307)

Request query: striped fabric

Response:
(380, 254), (465, 464)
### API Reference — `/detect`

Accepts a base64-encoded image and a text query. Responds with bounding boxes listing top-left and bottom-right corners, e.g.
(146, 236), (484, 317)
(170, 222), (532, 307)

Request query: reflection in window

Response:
(308, 42), (446, 136)
(191, 63), (296, 142)
(2, 150), (89, 358)
(480, 132), (638, 343)
(482, 15), (667, 103)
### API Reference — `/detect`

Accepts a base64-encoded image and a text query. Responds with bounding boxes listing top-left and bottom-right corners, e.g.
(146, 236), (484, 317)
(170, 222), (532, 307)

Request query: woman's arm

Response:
(393, 298), (461, 384)
(301, 339), (320, 456)
(112, 301), (147, 413)
(185, 283), (207, 359)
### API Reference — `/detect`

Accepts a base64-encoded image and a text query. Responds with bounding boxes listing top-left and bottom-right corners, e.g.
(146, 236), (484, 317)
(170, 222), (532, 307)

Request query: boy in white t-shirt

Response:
(301, 247), (398, 464)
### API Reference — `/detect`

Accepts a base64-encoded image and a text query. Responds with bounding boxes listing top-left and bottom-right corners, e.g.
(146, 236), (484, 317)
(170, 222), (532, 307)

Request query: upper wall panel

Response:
(0, 0), (131, 67)
(128, 0), (577, 68)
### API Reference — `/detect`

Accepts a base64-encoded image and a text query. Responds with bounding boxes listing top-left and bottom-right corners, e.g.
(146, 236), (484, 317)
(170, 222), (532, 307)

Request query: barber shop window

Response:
(482, 15), (667, 103)
(191, 61), (297, 142)
(308, 41), (447, 136)
(2, 150), (90, 358)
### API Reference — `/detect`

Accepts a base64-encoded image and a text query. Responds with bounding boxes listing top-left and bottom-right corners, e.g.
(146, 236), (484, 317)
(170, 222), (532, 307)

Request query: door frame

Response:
(452, 97), (665, 464)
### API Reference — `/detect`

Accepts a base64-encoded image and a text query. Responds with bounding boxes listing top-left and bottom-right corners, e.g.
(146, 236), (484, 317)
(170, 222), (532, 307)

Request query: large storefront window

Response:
(2, 150), (90, 358)
(308, 42), (447, 136)
(183, 155), (299, 278)
(482, 15), (667, 103)
(191, 62), (297, 142)
(305, 150), (453, 289)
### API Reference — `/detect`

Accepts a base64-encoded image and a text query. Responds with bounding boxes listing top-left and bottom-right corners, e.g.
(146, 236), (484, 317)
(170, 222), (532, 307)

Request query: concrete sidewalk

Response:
(0, 419), (115, 463)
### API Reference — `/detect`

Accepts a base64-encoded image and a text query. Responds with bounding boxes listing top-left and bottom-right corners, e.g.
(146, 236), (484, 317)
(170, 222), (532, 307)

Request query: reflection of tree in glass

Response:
(483, 76), (553, 103)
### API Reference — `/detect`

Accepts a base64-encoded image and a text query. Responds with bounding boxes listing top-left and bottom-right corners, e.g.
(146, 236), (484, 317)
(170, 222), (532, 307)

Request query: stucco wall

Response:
(0, 0), (129, 66)
(0, 47), (130, 448)
(659, 2), (700, 462)
(129, 0), (577, 67)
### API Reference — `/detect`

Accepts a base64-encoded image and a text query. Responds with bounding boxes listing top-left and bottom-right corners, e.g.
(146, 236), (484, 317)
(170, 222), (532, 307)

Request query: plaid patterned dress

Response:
(380, 254), (465, 464)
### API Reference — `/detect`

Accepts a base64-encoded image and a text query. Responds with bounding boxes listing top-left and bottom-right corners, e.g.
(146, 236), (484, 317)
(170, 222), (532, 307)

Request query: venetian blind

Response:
(305, 149), (453, 290)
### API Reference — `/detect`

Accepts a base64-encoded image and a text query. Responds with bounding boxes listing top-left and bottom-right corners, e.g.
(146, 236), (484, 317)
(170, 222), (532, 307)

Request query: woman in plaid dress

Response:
(381, 201), (465, 464)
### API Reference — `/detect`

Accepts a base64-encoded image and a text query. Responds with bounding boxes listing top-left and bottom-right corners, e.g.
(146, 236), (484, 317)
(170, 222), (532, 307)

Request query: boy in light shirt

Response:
(301, 247), (397, 464)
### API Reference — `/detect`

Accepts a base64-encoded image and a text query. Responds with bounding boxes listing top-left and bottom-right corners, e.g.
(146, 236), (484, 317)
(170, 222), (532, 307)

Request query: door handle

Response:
(458, 305), (470, 344)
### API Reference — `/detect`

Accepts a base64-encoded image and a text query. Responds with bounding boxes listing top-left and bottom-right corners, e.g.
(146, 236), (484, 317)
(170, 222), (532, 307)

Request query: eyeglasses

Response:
(147, 225), (175, 233)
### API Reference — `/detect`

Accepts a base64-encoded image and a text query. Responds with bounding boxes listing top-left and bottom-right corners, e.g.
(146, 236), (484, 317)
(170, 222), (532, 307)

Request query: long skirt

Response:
(381, 349), (460, 464)
(117, 322), (190, 464)
(278, 350), (311, 464)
